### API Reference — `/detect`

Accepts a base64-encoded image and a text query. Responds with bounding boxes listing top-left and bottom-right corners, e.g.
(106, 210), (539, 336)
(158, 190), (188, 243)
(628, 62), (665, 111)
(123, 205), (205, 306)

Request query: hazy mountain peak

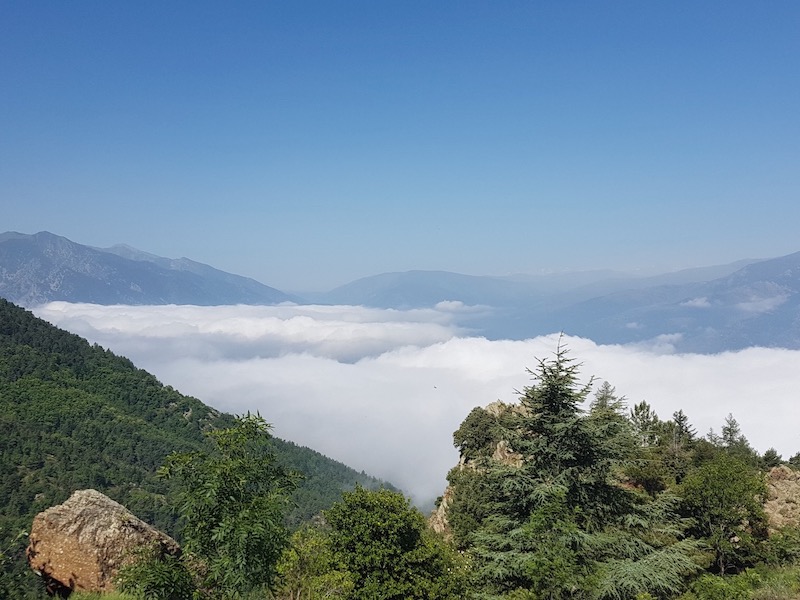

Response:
(0, 231), (296, 307)
(2, 230), (798, 352)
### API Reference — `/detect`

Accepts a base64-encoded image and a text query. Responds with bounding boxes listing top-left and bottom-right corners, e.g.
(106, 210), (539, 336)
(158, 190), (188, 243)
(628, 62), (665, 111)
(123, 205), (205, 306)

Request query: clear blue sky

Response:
(3, 1), (799, 291)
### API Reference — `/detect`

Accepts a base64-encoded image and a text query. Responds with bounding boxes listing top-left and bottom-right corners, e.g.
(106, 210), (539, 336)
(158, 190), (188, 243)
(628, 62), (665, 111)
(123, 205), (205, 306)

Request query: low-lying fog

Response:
(35, 302), (800, 505)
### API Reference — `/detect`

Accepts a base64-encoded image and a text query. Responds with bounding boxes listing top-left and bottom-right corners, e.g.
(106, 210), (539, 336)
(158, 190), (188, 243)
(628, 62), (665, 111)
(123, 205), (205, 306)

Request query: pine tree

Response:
(629, 401), (661, 448)
(717, 414), (759, 465)
(456, 343), (699, 599)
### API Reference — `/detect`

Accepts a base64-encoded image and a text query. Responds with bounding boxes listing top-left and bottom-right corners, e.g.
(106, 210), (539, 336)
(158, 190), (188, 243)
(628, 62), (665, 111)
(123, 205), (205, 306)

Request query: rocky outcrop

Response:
(27, 489), (180, 594)
(429, 401), (524, 535)
(492, 439), (524, 467)
(429, 486), (454, 538)
(765, 465), (800, 533)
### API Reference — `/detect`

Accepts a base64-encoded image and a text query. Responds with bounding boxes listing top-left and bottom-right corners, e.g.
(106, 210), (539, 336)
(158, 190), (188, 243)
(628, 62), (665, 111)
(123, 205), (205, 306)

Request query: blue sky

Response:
(3, 1), (799, 291)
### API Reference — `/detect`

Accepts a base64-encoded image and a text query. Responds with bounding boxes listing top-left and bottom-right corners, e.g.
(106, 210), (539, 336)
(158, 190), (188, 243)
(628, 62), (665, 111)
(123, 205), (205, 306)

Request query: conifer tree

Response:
(458, 342), (698, 599)
(629, 401), (661, 448)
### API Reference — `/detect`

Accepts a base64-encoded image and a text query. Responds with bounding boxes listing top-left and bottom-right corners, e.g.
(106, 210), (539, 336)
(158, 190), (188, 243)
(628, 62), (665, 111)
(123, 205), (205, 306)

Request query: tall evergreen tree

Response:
(709, 414), (759, 465)
(629, 401), (661, 448)
(456, 343), (698, 599)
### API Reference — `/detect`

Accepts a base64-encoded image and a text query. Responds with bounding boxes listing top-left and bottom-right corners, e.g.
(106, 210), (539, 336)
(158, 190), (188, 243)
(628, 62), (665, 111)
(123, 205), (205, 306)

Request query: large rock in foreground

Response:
(27, 489), (180, 594)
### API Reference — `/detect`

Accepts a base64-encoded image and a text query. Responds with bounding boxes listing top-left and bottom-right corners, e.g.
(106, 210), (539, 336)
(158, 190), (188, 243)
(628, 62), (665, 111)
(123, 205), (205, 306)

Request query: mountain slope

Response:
(0, 231), (295, 306)
(0, 298), (390, 592)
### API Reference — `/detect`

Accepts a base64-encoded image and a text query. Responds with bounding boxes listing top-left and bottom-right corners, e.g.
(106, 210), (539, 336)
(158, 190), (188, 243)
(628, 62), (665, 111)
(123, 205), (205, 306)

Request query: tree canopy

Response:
(159, 413), (299, 596)
(447, 343), (704, 599)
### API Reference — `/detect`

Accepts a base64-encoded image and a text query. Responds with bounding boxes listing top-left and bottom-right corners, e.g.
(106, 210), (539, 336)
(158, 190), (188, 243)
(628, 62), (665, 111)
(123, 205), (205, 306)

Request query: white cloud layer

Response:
(35, 302), (800, 505)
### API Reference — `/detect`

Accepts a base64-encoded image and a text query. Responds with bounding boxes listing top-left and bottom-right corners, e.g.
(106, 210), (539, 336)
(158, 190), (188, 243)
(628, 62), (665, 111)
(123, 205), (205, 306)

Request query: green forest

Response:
(0, 299), (390, 598)
(3, 297), (800, 599)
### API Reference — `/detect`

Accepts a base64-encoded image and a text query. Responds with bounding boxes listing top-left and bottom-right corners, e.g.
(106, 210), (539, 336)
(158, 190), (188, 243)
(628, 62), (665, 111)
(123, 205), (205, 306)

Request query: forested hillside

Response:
(437, 345), (800, 599)
(4, 296), (800, 599)
(0, 298), (389, 595)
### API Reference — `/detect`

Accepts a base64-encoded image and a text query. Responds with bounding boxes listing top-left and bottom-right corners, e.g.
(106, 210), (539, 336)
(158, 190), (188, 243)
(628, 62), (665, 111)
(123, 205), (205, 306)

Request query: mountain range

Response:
(2, 231), (798, 353)
(0, 231), (294, 306)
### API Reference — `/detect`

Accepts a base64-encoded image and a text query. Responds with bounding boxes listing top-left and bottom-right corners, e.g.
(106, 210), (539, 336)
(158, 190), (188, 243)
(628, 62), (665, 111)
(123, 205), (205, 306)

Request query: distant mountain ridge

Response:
(317, 256), (800, 352)
(320, 260), (762, 311)
(322, 270), (543, 309)
(542, 251), (800, 352)
(3, 230), (798, 352)
(0, 231), (295, 306)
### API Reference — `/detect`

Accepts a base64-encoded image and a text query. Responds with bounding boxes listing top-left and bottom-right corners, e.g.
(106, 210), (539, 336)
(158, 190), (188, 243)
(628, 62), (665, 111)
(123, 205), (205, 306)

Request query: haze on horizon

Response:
(3, 2), (800, 291)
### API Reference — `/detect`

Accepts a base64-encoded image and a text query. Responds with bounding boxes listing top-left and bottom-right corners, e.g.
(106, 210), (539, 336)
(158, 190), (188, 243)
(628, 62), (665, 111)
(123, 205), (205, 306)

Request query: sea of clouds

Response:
(35, 302), (800, 505)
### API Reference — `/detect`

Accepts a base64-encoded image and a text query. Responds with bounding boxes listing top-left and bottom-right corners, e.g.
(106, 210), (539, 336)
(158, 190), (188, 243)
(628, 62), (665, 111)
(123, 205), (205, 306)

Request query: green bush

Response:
(749, 564), (800, 600)
(114, 544), (194, 600)
(761, 528), (800, 566)
(158, 414), (298, 597)
(685, 572), (757, 600)
(71, 593), (136, 600)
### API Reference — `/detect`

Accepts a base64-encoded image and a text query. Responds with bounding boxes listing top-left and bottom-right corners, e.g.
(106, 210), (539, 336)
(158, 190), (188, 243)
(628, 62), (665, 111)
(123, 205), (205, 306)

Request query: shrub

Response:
(114, 544), (195, 600)
(686, 572), (756, 600)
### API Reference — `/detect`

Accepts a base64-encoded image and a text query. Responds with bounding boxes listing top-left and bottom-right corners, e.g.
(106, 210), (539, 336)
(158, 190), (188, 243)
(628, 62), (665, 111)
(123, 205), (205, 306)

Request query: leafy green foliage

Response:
(788, 453), (800, 470)
(761, 448), (783, 469)
(677, 565), (800, 600)
(624, 407), (700, 495)
(445, 466), (500, 549)
(114, 543), (195, 600)
(718, 414), (760, 466)
(761, 527), (800, 566)
(629, 400), (662, 448)
(682, 571), (758, 600)
(70, 593), (137, 600)
(586, 382), (638, 483)
(472, 492), (593, 598)
(159, 414), (299, 597)
(325, 486), (470, 600)
(680, 453), (769, 574)
(453, 406), (515, 461)
(271, 439), (395, 528)
(448, 343), (701, 599)
(0, 530), (37, 599)
(0, 299), (393, 598)
(275, 523), (355, 599)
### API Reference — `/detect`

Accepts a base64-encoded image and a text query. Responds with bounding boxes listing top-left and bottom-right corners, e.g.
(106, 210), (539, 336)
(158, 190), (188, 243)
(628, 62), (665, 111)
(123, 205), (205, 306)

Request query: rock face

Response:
(429, 401), (523, 536)
(765, 465), (800, 533)
(429, 486), (453, 537)
(27, 489), (180, 594)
